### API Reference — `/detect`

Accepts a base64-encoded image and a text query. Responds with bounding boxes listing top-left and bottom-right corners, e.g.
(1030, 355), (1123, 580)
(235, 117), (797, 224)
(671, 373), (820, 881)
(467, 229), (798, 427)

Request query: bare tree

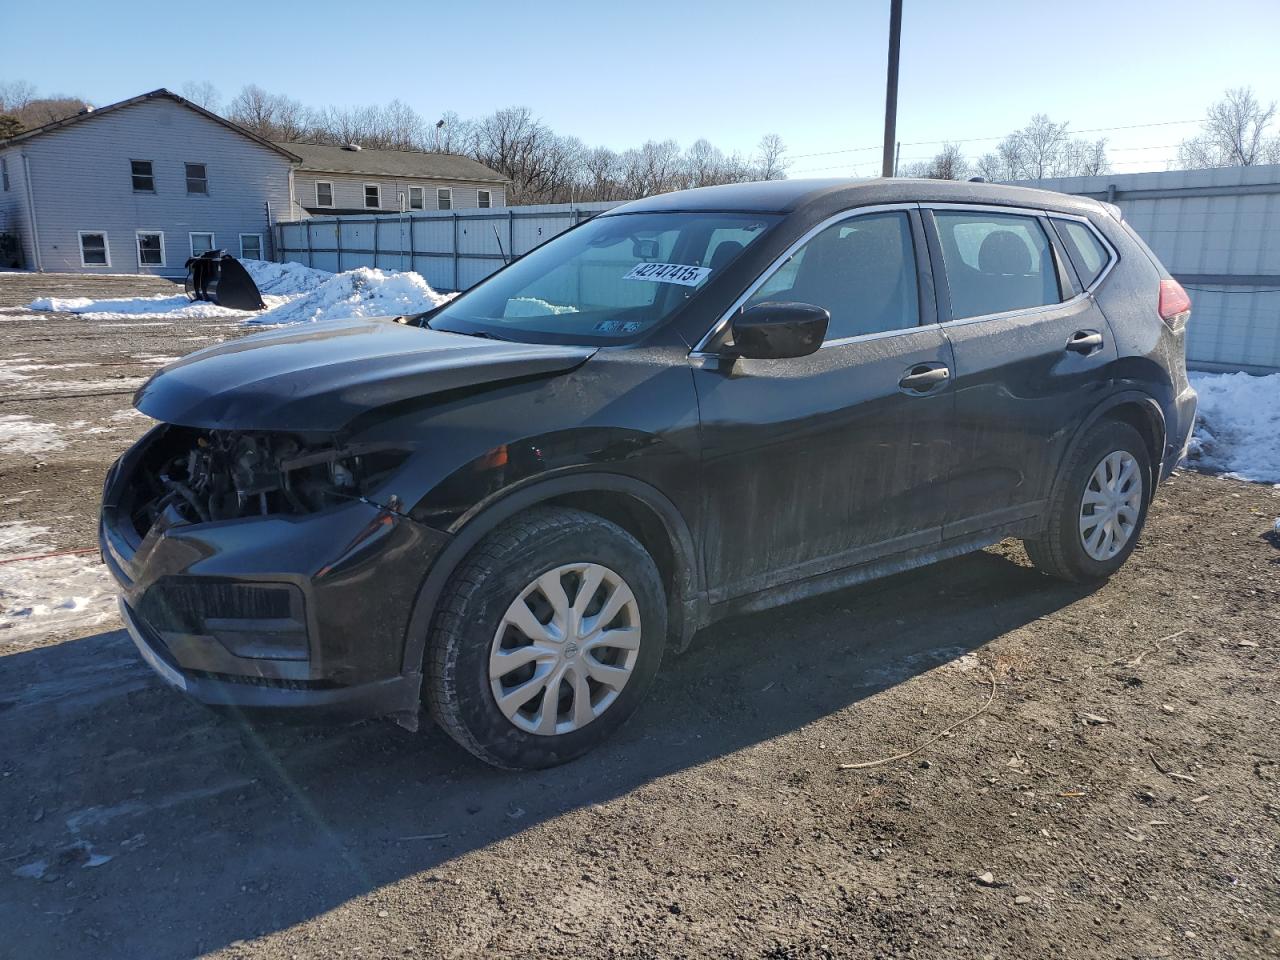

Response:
(582, 146), (627, 200)
(227, 85), (310, 141)
(1179, 87), (1278, 168)
(469, 107), (580, 203)
(1058, 137), (1109, 176)
(756, 133), (789, 180)
(1015, 114), (1070, 178)
(180, 81), (221, 112)
(0, 80), (37, 114)
(904, 142), (969, 179)
(976, 135), (1024, 181)
(685, 138), (723, 187)
(430, 111), (473, 154)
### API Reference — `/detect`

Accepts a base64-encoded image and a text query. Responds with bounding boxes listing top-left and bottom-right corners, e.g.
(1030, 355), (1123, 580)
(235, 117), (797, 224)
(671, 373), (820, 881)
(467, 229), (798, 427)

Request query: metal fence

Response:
(274, 201), (621, 294)
(277, 166), (1280, 372)
(1021, 164), (1280, 373)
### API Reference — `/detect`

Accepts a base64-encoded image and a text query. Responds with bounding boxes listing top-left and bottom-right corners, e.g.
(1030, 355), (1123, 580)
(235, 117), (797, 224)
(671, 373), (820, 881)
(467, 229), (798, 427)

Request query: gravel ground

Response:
(0, 274), (1277, 960)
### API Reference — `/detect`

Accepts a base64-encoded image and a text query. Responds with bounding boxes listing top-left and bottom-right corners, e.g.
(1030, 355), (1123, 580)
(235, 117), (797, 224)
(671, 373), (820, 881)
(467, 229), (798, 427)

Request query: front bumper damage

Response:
(100, 429), (449, 724)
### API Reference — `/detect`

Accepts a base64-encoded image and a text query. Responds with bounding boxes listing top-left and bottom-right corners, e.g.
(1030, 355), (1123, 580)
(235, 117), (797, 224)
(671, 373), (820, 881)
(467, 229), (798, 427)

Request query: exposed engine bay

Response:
(127, 427), (404, 535)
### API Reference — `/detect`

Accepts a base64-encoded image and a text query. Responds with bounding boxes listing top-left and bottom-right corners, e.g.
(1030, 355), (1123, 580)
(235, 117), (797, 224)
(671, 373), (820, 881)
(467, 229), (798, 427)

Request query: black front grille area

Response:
(139, 579), (295, 633)
(138, 577), (310, 662)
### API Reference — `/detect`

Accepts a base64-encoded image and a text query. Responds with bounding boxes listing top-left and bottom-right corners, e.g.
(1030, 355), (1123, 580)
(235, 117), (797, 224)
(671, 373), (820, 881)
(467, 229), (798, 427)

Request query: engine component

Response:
(129, 428), (404, 534)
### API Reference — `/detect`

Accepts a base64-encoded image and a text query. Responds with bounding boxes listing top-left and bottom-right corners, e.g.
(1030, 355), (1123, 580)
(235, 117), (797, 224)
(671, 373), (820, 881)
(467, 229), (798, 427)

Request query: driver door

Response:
(691, 207), (956, 604)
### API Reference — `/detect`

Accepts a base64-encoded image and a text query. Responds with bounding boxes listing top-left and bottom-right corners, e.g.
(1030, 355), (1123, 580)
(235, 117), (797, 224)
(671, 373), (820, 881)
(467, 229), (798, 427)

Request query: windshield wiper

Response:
(429, 323), (512, 342)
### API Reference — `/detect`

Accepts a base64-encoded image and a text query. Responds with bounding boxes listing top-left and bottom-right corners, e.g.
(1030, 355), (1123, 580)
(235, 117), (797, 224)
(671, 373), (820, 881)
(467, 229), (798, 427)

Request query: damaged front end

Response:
(127, 426), (408, 533)
(101, 424), (448, 724)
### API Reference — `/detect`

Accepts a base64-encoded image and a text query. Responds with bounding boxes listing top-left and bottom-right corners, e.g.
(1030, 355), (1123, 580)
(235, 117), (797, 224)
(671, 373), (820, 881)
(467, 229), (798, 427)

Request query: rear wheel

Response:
(424, 507), (666, 769)
(1024, 421), (1152, 583)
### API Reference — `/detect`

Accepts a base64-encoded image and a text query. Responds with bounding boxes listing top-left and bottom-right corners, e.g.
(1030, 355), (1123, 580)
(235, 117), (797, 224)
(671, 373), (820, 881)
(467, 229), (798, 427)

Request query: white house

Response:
(0, 89), (300, 276)
(283, 141), (508, 218)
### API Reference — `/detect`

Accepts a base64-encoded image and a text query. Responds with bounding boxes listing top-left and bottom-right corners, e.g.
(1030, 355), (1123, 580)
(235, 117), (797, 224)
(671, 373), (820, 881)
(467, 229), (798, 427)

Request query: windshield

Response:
(429, 211), (779, 344)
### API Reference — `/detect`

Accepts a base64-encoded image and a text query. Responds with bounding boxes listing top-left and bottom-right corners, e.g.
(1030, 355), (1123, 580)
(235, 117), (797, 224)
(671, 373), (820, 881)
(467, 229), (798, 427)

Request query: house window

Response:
(408, 186), (424, 210)
(477, 189), (492, 209)
(131, 160), (155, 193)
(1, 157), (8, 192)
(78, 231), (110, 267)
(190, 232), (215, 257)
(185, 163), (208, 195)
(436, 187), (452, 210)
(239, 234), (263, 260)
(315, 181), (334, 207)
(136, 231), (165, 267)
(364, 184), (380, 209)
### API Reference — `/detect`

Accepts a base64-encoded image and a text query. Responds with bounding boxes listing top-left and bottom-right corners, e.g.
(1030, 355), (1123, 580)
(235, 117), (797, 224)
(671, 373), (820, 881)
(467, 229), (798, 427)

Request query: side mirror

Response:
(729, 302), (829, 360)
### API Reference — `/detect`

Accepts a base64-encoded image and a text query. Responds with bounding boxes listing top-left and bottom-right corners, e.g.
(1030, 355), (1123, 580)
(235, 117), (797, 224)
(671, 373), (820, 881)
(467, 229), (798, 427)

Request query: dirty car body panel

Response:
(100, 177), (1195, 729)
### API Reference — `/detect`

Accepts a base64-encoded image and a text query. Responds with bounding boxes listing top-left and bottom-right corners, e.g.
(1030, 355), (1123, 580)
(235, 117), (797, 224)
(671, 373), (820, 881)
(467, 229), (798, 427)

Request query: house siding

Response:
(291, 171), (506, 217)
(21, 98), (294, 276)
(0, 146), (35, 268)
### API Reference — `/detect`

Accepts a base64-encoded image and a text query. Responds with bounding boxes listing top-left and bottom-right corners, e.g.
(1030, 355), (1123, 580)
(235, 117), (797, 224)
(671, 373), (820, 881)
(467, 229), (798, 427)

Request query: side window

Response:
(933, 210), (1062, 320)
(744, 212), (919, 340)
(1053, 218), (1111, 287)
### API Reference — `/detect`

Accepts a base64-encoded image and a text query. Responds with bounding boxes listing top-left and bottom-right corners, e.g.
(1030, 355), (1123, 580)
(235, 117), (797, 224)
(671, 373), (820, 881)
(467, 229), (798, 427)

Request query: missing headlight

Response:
(128, 428), (407, 532)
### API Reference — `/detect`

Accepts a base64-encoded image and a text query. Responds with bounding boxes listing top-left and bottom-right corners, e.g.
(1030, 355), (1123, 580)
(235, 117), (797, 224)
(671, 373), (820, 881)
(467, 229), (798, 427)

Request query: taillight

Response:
(1158, 278), (1191, 331)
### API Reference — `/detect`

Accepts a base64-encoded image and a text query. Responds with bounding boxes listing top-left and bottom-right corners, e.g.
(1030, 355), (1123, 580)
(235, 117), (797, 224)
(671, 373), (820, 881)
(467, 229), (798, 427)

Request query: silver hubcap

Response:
(1079, 450), (1143, 561)
(489, 563), (641, 736)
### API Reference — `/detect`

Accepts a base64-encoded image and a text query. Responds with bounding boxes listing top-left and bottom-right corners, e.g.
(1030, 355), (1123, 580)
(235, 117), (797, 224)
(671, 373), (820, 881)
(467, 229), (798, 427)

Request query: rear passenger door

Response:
(924, 205), (1116, 535)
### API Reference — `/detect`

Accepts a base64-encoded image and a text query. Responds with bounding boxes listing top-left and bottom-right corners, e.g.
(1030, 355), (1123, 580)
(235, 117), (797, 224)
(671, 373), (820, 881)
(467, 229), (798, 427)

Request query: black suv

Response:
(101, 179), (1196, 769)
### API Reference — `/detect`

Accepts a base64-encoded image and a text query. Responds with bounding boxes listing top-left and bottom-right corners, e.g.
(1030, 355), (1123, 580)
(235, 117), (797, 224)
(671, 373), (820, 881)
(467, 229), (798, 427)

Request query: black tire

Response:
(1024, 420), (1152, 583)
(424, 506), (667, 770)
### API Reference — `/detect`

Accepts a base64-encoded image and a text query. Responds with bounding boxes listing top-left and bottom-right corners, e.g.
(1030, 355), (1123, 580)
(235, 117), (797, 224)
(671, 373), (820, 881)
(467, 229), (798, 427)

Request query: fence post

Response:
(452, 211), (460, 292)
(407, 212), (415, 275)
(508, 208), (515, 260)
(335, 218), (342, 272)
(373, 216), (379, 270)
(305, 219), (312, 268)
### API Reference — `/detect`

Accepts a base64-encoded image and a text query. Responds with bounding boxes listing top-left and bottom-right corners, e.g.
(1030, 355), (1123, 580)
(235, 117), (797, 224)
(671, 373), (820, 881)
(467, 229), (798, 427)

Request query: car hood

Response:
(134, 318), (596, 432)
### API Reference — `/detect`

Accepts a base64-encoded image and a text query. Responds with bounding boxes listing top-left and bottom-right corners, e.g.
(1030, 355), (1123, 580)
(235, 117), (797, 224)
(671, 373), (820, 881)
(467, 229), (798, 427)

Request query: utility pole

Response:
(881, 0), (903, 178)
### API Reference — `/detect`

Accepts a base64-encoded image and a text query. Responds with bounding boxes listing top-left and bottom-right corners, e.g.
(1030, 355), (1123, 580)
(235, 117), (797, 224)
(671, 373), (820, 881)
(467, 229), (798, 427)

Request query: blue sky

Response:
(6, 0), (1279, 174)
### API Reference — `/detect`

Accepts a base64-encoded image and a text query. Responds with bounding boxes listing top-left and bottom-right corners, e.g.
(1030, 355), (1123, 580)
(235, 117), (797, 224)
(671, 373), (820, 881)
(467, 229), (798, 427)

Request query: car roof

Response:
(606, 177), (1105, 220)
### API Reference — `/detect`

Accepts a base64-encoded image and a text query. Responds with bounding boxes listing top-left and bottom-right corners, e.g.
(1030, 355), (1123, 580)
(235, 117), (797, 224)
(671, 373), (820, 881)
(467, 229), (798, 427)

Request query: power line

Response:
(788, 117), (1203, 162)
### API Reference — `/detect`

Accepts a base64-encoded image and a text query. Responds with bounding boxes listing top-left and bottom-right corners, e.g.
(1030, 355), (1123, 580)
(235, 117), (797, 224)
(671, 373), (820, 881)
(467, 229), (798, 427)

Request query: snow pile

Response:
(244, 266), (449, 325)
(27, 260), (448, 326)
(0, 521), (117, 645)
(1186, 371), (1280, 485)
(238, 259), (331, 297)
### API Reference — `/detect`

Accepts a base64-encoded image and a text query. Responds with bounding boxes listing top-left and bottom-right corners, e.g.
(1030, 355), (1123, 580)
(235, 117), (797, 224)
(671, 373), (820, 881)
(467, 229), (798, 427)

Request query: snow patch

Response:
(0, 521), (116, 645)
(0, 414), (67, 455)
(1186, 372), (1280, 485)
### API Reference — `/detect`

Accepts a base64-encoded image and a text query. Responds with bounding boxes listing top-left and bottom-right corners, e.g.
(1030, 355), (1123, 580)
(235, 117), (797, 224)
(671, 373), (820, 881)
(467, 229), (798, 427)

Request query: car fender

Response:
(399, 469), (703, 679)
(1053, 389), (1168, 498)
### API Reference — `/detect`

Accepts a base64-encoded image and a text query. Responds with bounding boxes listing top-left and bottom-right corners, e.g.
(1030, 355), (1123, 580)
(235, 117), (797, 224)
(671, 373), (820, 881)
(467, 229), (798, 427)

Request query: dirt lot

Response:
(0, 274), (1277, 960)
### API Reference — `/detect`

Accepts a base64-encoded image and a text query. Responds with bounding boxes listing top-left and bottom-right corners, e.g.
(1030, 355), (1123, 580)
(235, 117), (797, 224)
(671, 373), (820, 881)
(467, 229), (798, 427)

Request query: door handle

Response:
(1066, 330), (1104, 354)
(898, 363), (950, 393)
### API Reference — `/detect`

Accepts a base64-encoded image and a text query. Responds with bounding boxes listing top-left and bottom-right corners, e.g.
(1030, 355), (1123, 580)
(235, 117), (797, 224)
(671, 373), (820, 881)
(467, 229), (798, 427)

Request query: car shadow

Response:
(0, 548), (1095, 959)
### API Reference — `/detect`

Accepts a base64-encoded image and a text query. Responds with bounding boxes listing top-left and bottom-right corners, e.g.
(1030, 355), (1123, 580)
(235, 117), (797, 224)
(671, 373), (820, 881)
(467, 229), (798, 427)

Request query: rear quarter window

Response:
(1053, 219), (1112, 287)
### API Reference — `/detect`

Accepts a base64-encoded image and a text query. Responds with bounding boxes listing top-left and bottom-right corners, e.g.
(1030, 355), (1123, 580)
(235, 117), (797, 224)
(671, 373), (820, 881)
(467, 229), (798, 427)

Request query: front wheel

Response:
(1024, 421), (1152, 583)
(424, 507), (667, 769)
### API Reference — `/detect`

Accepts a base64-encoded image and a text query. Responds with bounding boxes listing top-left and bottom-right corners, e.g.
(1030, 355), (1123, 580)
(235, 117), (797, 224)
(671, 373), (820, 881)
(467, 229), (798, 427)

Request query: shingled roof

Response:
(0, 88), (301, 161)
(279, 141), (507, 184)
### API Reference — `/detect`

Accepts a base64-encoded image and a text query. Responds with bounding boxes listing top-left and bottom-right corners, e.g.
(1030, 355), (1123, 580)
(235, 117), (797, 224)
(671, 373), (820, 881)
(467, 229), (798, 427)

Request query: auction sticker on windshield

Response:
(623, 263), (711, 287)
